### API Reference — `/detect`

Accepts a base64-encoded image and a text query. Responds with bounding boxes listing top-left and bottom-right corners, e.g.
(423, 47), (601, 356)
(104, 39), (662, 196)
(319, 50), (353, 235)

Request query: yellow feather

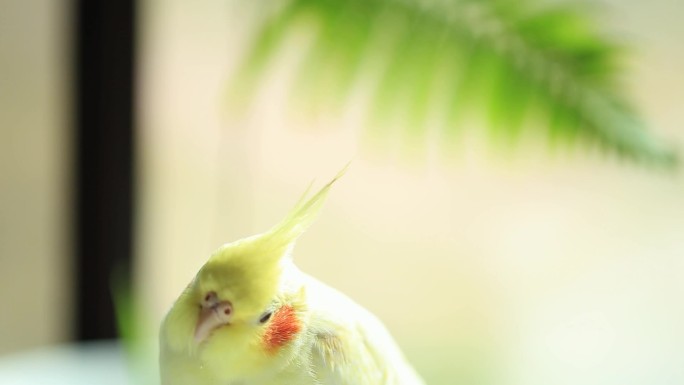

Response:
(266, 162), (349, 249)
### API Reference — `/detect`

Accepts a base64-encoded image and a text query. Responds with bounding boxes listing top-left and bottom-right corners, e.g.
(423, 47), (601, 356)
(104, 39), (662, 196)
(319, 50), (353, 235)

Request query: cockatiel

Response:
(160, 170), (425, 385)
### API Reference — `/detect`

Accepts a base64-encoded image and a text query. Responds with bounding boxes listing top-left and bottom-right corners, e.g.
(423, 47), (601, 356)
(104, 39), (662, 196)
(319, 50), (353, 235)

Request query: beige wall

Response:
(0, 0), (72, 354)
(137, 1), (684, 384)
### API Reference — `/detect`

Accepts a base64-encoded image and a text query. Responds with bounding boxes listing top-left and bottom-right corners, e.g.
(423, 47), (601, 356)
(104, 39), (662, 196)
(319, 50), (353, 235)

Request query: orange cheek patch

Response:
(262, 305), (301, 352)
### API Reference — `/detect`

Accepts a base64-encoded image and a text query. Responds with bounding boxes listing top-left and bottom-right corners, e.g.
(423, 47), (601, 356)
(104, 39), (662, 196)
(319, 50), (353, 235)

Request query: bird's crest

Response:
(265, 163), (348, 252)
(195, 165), (348, 321)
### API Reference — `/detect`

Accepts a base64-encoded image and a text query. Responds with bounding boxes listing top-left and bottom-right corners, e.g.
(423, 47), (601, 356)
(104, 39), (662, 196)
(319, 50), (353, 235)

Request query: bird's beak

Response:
(194, 300), (233, 343)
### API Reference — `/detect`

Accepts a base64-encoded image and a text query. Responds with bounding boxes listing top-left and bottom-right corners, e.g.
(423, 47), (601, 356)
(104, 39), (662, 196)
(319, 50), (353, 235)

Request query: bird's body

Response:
(160, 170), (425, 385)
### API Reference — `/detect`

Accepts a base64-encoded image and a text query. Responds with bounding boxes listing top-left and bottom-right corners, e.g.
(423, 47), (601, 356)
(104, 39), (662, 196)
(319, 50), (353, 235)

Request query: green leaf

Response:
(228, 0), (678, 167)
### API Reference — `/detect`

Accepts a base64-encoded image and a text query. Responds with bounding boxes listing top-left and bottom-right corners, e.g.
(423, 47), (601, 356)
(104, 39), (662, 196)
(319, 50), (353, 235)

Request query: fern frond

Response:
(229, 0), (677, 167)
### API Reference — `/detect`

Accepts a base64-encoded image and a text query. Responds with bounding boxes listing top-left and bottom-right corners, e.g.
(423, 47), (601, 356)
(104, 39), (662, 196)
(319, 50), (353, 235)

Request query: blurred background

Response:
(1, 0), (683, 384)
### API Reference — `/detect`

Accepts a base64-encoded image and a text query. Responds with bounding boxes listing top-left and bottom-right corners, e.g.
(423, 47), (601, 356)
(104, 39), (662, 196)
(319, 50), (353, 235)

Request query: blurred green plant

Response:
(112, 270), (158, 385)
(229, 0), (677, 166)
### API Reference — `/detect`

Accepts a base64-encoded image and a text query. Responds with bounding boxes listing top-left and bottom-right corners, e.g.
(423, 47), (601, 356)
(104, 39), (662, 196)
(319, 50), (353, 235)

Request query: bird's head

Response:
(160, 169), (345, 380)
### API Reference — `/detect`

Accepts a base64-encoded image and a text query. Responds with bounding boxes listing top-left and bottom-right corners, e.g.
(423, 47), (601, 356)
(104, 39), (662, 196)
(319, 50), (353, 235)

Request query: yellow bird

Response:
(160, 170), (425, 385)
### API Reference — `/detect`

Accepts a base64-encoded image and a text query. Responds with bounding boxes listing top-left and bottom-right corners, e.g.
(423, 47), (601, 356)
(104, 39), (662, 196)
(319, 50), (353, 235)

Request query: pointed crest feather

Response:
(267, 163), (349, 248)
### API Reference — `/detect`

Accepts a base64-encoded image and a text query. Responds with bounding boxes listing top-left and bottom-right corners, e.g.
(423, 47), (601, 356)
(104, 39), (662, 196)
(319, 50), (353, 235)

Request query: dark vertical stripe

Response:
(74, 0), (136, 340)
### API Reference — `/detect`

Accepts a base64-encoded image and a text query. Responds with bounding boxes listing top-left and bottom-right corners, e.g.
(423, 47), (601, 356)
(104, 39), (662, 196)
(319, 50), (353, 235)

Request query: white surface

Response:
(0, 342), (139, 385)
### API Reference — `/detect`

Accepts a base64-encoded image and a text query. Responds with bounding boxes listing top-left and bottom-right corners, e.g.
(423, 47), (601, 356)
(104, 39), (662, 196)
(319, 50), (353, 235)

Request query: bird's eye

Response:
(258, 311), (273, 324)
